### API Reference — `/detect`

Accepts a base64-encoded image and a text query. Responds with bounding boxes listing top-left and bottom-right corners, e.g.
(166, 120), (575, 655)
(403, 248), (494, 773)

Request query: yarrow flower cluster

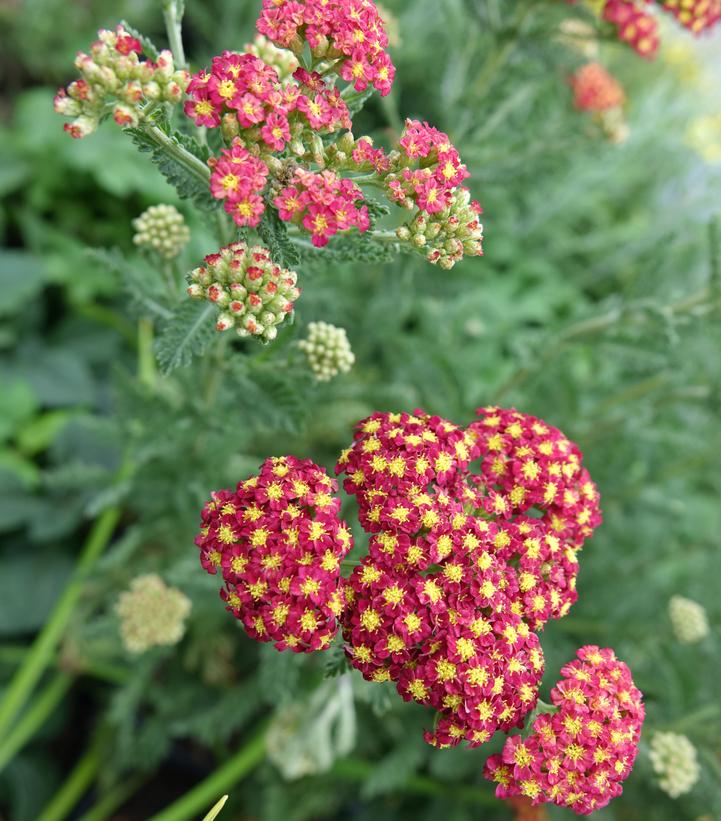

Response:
(571, 62), (626, 112)
(187, 241), (300, 339)
(195, 456), (352, 651)
(208, 139), (270, 228)
(648, 731), (701, 798)
(567, 0), (720, 59)
(193, 407), (648, 812)
(298, 321), (355, 380)
(484, 646), (645, 815)
(668, 594), (709, 644)
(132, 204), (190, 259)
(116, 574), (192, 654)
(256, 0), (395, 95)
(54, 25), (188, 137)
(396, 188), (484, 269)
(275, 168), (369, 247)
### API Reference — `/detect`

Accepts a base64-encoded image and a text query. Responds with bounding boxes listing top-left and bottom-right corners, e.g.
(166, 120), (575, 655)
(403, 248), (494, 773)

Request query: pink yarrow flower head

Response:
(54, 24), (189, 138)
(195, 456), (353, 652)
(602, 0), (660, 58)
(383, 119), (472, 217)
(274, 168), (369, 247)
(658, 0), (721, 32)
(467, 406), (602, 552)
(484, 645), (645, 815)
(207, 138), (270, 228)
(256, 0), (396, 96)
(335, 410), (479, 541)
(187, 241), (300, 341)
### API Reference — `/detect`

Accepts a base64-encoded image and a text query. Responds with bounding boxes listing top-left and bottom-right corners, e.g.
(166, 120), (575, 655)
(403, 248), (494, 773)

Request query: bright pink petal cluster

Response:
(184, 52), (351, 145)
(602, 0), (659, 58)
(196, 456), (352, 652)
(336, 411), (546, 746)
(208, 139), (270, 228)
(256, 0), (395, 95)
(184, 51), (290, 135)
(658, 0), (721, 32)
(467, 406), (602, 552)
(274, 168), (369, 247)
(484, 646), (645, 816)
(386, 119), (470, 214)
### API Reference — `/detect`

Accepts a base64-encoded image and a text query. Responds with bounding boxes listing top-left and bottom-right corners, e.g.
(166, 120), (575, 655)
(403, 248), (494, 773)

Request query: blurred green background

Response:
(1, 0), (720, 819)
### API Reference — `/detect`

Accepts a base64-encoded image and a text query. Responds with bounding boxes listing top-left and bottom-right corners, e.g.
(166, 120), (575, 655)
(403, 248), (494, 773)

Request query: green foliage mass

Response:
(0, 0), (720, 819)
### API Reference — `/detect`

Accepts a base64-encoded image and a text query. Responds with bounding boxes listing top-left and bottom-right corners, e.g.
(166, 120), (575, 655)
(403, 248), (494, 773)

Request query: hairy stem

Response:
(142, 123), (211, 184)
(138, 317), (158, 388)
(162, 0), (187, 70)
(0, 674), (72, 773)
(148, 723), (267, 821)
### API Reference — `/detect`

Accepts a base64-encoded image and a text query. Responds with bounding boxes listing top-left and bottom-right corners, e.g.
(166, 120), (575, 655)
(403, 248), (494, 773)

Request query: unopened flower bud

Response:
(116, 574), (191, 654)
(298, 321), (355, 381)
(669, 595), (709, 644)
(649, 732), (700, 798)
(132, 204), (190, 260)
(188, 242), (300, 342)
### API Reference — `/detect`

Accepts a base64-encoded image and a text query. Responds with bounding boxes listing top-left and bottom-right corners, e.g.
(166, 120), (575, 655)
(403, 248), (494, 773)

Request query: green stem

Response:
(141, 124), (211, 184)
(0, 645), (130, 686)
(162, 0), (187, 70)
(148, 723), (267, 821)
(76, 303), (137, 347)
(331, 758), (499, 806)
(0, 472), (129, 741)
(138, 317), (158, 388)
(36, 729), (106, 821)
(75, 775), (147, 821)
(0, 674), (72, 774)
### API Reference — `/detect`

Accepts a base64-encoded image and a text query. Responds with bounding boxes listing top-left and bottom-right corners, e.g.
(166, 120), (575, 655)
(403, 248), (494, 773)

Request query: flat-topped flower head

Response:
(571, 62), (626, 112)
(188, 241), (300, 340)
(649, 731), (701, 797)
(467, 406), (602, 552)
(405, 605), (545, 748)
(256, 0), (396, 95)
(207, 139), (270, 227)
(116, 574), (192, 654)
(602, 0), (660, 58)
(54, 24), (189, 138)
(195, 456), (352, 652)
(484, 645), (645, 815)
(658, 0), (721, 33)
(274, 168), (369, 247)
(335, 409), (478, 540)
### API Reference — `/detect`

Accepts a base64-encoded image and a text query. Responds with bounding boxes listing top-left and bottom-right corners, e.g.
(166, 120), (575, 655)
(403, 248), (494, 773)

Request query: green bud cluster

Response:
(133, 204), (190, 259)
(116, 574), (191, 654)
(298, 321), (355, 381)
(396, 188), (484, 270)
(649, 732), (700, 798)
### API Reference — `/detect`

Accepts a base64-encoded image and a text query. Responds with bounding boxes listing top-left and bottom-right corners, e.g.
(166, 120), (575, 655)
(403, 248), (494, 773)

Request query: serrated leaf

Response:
(297, 231), (397, 264)
(258, 207), (300, 269)
(155, 301), (216, 375)
(119, 20), (160, 61)
(128, 124), (216, 211)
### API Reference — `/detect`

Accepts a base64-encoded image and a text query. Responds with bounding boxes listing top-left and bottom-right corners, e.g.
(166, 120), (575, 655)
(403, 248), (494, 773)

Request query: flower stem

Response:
(162, 0), (187, 70)
(36, 728), (106, 821)
(142, 124), (211, 184)
(147, 723), (268, 821)
(138, 317), (158, 388)
(75, 774), (147, 821)
(0, 673), (72, 774)
(0, 467), (130, 741)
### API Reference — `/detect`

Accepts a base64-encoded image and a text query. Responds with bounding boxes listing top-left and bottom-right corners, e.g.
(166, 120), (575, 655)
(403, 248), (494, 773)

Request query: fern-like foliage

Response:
(155, 300), (216, 375)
